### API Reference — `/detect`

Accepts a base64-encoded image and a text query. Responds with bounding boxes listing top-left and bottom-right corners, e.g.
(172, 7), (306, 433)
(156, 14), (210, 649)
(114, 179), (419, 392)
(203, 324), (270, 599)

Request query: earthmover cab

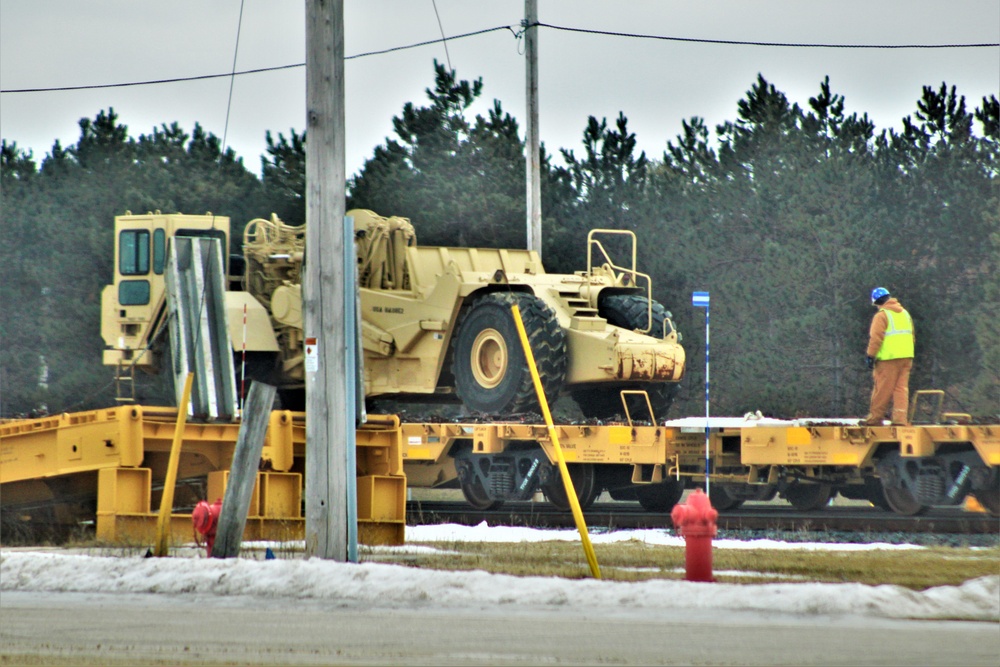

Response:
(101, 212), (230, 372)
(101, 211), (278, 388)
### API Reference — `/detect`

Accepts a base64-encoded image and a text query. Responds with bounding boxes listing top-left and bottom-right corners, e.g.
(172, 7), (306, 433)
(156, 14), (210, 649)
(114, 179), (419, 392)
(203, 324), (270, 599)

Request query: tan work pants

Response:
(863, 357), (913, 425)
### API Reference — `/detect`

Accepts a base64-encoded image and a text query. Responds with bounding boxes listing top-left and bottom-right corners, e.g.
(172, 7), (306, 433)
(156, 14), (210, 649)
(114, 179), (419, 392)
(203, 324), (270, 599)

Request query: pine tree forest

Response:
(2, 64), (997, 420)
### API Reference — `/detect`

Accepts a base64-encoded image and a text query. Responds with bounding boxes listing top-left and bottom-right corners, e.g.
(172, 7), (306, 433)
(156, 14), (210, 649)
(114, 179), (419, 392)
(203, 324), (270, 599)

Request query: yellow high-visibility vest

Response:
(875, 308), (914, 360)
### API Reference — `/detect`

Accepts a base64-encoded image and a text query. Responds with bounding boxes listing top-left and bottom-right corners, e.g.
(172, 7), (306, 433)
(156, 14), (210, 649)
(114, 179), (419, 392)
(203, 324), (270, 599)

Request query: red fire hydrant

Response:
(192, 498), (222, 556)
(670, 488), (718, 582)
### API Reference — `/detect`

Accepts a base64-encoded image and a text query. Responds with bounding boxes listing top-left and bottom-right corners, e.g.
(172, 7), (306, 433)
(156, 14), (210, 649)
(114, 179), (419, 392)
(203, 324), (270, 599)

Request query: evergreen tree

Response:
(261, 129), (306, 224)
(544, 113), (650, 273)
(652, 77), (889, 416)
(877, 86), (998, 413)
(348, 61), (525, 248)
(0, 141), (48, 415)
(970, 96), (1000, 415)
(0, 110), (268, 416)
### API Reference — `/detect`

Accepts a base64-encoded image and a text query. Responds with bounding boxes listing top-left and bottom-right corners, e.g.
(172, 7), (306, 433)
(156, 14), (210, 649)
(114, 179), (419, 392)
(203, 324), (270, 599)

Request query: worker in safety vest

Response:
(861, 287), (915, 426)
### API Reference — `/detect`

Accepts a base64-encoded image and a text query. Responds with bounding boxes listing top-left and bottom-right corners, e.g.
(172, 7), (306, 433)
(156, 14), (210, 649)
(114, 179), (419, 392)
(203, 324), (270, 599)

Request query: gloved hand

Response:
(865, 356), (875, 370)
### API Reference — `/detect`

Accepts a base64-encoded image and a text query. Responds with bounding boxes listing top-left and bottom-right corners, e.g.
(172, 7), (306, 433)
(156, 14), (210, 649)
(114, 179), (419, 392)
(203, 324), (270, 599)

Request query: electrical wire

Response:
(430, 0), (452, 71)
(0, 26), (513, 94)
(0, 63), (304, 94)
(5, 21), (994, 96)
(535, 22), (1000, 49)
(220, 0), (247, 158)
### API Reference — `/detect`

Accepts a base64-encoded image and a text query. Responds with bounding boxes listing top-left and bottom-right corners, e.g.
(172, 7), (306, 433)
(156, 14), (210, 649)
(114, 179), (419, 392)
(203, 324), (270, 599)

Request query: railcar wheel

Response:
(972, 488), (999, 516)
(635, 479), (685, 512)
(607, 486), (638, 501)
(875, 452), (929, 516)
(861, 477), (893, 511)
(572, 294), (679, 421)
(709, 484), (744, 511)
(460, 477), (504, 511)
(783, 483), (833, 511)
(451, 293), (566, 414)
(543, 463), (600, 511)
(881, 485), (928, 516)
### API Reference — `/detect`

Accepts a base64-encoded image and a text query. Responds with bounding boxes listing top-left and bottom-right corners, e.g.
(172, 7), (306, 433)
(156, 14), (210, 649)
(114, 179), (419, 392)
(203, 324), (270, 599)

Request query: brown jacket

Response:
(866, 298), (914, 358)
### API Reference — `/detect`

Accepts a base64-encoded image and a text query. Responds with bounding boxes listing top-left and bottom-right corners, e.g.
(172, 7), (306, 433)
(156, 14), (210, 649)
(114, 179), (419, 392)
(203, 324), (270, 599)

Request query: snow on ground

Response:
(405, 522), (928, 550)
(2, 523), (997, 622)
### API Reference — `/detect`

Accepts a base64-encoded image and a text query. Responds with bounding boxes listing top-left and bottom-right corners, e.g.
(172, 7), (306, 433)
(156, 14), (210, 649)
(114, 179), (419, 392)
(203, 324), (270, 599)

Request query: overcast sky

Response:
(1, 1), (997, 178)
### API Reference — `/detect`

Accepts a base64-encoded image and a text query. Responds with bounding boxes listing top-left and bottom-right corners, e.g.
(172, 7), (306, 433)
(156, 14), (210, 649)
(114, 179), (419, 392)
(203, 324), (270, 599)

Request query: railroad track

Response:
(406, 500), (1000, 535)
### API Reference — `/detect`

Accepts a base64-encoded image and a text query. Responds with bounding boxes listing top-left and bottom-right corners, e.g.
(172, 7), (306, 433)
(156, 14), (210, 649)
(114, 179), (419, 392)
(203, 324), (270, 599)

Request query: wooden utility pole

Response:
(525, 0), (541, 258)
(304, 0), (349, 561)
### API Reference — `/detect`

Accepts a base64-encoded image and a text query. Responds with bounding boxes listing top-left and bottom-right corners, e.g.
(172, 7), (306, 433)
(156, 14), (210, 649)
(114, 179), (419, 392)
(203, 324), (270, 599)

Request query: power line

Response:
(2, 21), (996, 95)
(220, 0), (247, 157)
(537, 22), (1000, 49)
(0, 63), (305, 94)
(349, 24), (515, 59)
(430, 0), (453, 72)
(0, 25), (516, 94)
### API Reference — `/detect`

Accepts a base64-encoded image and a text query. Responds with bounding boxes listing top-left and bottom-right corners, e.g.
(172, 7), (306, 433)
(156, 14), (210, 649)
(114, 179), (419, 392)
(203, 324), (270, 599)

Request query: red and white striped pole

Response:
(692, 291), (710, 494)
(240, 302), (248, 418)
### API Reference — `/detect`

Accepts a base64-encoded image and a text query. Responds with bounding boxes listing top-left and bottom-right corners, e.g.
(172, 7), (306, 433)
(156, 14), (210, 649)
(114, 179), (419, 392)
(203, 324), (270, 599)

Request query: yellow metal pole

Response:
(511, 305), (601, 579)
(154, 372), (194, 557)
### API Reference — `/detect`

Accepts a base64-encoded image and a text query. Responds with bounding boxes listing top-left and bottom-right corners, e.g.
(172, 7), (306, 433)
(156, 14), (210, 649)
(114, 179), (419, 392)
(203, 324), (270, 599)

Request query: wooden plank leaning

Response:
(212, 381), (277, 558)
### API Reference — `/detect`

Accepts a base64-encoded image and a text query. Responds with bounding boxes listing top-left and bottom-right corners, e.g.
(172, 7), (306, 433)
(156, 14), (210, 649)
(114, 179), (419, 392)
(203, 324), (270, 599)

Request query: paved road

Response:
(2, 591), (998, 666)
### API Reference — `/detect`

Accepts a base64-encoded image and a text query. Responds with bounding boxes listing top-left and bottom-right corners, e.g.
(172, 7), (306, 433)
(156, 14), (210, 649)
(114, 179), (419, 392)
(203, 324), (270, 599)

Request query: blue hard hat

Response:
(870, 287), (890, 304)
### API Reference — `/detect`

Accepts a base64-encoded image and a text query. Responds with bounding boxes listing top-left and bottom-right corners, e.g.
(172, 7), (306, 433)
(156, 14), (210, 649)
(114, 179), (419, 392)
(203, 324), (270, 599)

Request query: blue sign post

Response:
(691, 291), (710, 495)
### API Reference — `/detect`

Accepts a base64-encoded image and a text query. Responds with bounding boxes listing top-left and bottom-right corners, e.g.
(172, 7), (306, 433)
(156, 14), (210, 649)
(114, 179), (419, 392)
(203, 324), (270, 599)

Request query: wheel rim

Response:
(544, 464), (598, 511)
(784, 483), (832, 511)
(710, 485), (744, 511)
(460, 478), (502, 510)
(470, 328), (507, 389)
(636, 480), (685, 512)
(881, 484), (927, 516)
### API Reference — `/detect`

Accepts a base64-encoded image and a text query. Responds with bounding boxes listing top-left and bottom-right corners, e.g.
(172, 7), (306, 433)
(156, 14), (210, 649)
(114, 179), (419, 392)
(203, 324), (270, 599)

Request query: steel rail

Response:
(406, 501), (999, 535)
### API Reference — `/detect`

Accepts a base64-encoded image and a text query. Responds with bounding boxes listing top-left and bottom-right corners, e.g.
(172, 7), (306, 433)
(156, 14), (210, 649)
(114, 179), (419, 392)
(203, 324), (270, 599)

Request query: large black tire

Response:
(543, 463), (601, 512)
(451, 292), (566, 415)
(572, 294), (679, 421)
(235, 351), (298, 409)
(235, 351), (279, 392)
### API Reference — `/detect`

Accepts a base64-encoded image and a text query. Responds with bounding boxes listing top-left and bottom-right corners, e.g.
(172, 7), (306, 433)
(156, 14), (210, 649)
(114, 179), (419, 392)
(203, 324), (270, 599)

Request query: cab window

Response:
(153, 229), (166, 274)
(119, 280), (150, 306)
(120, 230), (150, 275)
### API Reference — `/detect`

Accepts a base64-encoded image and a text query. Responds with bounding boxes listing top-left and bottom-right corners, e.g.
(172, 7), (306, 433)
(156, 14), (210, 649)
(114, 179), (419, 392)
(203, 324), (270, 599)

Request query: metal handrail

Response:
(586, 229), (656, 334)
(620, 389), (656, 426)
